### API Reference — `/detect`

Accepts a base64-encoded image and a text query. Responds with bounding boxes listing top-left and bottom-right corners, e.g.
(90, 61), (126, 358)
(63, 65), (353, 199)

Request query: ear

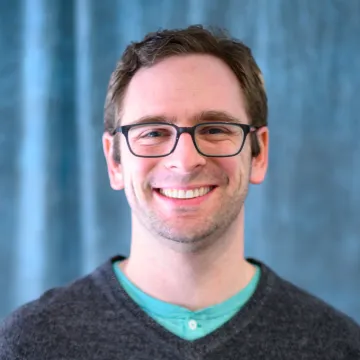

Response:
(250, 127), (269, 185)
(102, 132), (124, 190)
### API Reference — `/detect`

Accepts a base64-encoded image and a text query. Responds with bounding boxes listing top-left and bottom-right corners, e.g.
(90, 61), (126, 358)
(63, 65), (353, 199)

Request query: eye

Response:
(206, 127), (227, 134)
(141, 130), (165, 138)
(129, 124), (175, 144)
(199, 126), (231, 135)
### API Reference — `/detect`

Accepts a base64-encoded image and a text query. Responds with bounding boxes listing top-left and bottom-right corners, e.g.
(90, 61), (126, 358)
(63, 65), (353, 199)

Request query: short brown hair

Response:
(104, 25), (267, 161)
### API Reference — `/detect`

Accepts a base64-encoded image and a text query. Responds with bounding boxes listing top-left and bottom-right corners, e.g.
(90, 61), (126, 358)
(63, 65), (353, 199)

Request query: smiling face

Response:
(103, 54), (268, 252)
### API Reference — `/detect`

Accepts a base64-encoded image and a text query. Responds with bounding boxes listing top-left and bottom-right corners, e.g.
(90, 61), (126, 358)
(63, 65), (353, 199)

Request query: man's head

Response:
(103, 25), (269, 252)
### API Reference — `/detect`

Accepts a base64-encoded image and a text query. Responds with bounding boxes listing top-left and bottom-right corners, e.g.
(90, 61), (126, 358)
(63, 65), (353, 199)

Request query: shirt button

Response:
(188, 319), (198, 330)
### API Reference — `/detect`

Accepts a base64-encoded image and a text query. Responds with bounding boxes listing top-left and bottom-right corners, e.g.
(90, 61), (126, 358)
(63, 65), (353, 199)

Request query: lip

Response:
(153, 186), (217, 208)
(154, 184), (216, 190)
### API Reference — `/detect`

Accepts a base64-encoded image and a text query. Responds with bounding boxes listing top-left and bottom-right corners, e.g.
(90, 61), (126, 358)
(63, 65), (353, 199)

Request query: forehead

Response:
(121, 54), (249, 125)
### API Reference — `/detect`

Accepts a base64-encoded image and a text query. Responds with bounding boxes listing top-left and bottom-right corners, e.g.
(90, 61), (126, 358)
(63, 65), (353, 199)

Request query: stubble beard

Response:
(139, 181), (250, 253)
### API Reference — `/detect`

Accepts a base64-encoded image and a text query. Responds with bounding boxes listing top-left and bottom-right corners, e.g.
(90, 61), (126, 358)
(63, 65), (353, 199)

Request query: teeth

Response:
(159, 187), (212, 199)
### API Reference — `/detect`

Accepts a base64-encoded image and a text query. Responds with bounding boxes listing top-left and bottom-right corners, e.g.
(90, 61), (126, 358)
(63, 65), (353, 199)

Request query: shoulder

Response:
(0, 265), (110, 359)
(260, 261), (360, 357)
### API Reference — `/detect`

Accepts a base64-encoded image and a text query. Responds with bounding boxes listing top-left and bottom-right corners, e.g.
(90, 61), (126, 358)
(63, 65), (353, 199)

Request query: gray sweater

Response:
(1, 256), (359, 359)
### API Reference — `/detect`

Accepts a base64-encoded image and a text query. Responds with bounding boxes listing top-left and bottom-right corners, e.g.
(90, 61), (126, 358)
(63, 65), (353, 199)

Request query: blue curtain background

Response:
(0, 0), (359, 321)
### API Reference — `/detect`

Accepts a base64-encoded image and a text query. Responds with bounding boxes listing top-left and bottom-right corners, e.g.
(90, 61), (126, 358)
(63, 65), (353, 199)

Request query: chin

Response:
(163, 237), (212, 254)
(153, 223), (220, 252)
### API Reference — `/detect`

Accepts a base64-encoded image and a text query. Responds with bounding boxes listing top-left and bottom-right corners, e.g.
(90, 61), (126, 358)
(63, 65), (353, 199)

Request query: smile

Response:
(158, 186), (215, 199)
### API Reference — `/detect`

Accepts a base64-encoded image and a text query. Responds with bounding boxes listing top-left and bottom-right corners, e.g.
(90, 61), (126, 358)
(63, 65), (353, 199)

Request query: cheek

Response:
(218, 156), (250, 184)
(218, 157), (238, 175)
(122, 155), (157, 191)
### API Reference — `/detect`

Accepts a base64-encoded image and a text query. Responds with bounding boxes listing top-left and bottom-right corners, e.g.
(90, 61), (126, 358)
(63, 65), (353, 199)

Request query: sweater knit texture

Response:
(1, 255), (359, 359)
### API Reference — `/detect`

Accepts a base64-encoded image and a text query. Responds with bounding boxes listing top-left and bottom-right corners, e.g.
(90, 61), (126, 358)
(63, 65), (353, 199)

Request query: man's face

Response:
(104, 54), (268, 252)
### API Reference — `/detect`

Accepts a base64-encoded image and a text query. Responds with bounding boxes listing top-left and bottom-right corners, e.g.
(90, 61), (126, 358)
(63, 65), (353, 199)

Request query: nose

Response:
(164, 133), (206, 173)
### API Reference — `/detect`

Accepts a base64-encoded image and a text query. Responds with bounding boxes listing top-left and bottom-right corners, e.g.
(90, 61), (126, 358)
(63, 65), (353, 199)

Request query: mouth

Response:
(154, 186), (217, 200)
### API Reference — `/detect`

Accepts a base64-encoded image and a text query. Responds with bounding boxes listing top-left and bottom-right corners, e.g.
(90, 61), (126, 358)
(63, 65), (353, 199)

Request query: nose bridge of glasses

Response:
(177, 125), (195, 136)
(167, 125), (206, 168)
(175, 126), (198, 148)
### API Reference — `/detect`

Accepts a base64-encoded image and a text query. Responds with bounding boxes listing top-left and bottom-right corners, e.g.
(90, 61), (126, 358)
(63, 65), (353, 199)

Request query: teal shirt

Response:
(113, 261), (261, 341)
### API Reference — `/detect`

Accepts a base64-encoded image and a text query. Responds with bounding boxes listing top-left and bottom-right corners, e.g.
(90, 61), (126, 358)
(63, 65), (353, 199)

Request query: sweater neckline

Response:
(94, 254), (277, 356)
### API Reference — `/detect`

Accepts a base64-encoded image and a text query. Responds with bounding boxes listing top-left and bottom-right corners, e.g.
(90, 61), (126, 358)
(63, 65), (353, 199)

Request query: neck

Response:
(119, 209), (255, 311)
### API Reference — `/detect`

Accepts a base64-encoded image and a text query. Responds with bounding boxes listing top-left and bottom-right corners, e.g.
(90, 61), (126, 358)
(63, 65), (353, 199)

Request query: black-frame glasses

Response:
(112, 122), (258, 158)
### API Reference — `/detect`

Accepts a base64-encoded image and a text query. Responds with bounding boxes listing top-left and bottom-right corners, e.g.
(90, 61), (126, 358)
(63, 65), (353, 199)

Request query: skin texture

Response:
(103, 54), (269, 310)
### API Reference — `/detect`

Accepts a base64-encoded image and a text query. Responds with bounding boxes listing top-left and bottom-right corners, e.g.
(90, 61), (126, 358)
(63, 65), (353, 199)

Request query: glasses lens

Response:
(195, 123), (244, 156)
(128, 123), (177, 157)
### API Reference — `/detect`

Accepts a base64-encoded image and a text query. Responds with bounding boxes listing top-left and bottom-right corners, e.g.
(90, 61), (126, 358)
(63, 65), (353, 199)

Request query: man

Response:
(1, 25), (359, 359)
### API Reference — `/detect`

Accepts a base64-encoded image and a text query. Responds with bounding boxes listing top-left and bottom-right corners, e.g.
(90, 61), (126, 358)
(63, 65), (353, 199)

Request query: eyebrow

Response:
(194, 111), (242, 124)
(128, 110), (243, 125)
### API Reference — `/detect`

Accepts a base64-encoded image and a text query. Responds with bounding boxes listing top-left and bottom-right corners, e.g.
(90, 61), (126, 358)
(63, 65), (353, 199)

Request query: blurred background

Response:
(0, 0), (359, 321)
